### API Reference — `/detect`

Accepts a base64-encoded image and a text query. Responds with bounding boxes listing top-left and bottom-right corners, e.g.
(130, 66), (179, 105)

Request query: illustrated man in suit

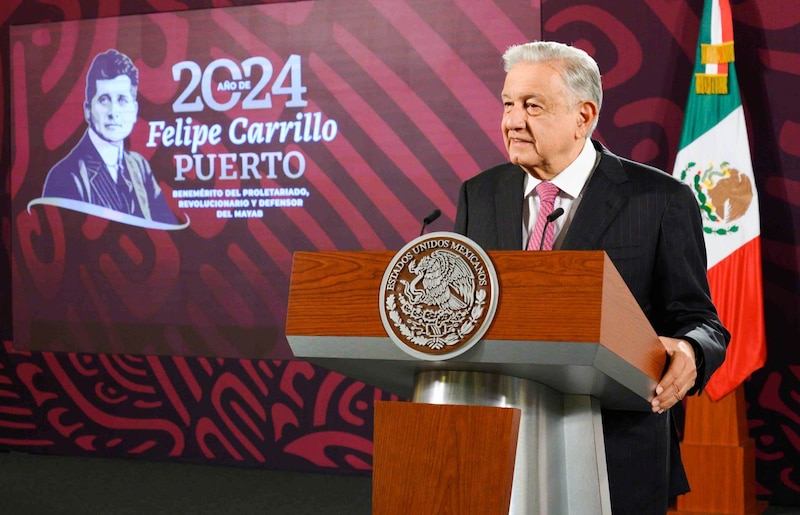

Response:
(454, 41), (729, 514)
(42, 49), (177, 224)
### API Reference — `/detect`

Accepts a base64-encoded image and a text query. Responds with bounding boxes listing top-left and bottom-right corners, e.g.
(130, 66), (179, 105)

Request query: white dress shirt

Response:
(522, 138), (600, 249)
(88, 128), (124, 183)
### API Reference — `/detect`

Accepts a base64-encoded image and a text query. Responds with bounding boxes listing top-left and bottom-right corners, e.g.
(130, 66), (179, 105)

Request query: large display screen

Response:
(10, 0), (540, 358)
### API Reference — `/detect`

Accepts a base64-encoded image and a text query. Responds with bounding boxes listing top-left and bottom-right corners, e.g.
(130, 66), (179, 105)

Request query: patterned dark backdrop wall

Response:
(1, 0), (798, 506)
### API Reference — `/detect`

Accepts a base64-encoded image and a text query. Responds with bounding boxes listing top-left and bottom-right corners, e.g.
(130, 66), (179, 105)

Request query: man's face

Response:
(84, 75), (138, 146)
(501, 61), (592, 180)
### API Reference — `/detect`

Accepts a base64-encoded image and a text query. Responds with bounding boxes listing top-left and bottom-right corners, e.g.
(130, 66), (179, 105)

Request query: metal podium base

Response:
(413, 370), (612, 515)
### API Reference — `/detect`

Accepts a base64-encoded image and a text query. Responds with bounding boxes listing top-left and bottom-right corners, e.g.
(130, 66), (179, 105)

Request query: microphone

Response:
(538, 207), (565, 250)
(419, 209), (442, 236)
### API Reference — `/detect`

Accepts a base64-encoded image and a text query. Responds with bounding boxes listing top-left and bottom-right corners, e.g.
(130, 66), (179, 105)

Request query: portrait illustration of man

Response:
(41, 49), (178, 225)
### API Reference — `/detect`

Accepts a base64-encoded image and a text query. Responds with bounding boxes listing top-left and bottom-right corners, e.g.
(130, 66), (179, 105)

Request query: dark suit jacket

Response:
(454, 140), (729, 514)
(43, 132), (177, 224)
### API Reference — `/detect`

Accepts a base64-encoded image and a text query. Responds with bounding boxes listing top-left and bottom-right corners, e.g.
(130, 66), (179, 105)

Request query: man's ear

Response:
(577, 100), (599, 137)
(83, 102), (91, 123)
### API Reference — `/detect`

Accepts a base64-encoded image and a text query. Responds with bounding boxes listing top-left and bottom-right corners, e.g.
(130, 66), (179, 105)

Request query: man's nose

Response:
(504, 106), (525, 128)
(107, 101), (122, 116)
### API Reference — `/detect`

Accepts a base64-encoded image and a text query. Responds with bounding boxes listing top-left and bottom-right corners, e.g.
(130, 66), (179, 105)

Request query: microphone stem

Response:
(537, 207), (565, 250)
(538, 222), (550, 251)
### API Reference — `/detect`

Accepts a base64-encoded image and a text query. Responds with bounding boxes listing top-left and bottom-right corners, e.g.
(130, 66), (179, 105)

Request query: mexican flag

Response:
(672, 0), (766, 401)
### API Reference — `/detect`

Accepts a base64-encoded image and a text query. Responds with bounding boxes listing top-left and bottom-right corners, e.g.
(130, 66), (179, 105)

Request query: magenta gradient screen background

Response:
(10, 1), (540, 359)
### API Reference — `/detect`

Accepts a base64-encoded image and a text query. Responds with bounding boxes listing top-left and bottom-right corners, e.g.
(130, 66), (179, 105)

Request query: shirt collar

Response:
(523, 138), (597, 199)
(88, 128), (124, 168)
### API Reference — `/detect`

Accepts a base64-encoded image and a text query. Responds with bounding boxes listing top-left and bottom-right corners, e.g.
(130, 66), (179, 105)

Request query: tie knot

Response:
(536, 181), (559, 204)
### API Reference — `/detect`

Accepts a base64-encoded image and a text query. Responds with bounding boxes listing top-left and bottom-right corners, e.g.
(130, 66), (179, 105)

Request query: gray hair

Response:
(502, 41), (602, 133)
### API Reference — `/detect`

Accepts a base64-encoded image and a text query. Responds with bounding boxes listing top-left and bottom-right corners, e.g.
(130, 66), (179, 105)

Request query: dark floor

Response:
(1, 451), (798, 514)
(0, 452), (371, 515)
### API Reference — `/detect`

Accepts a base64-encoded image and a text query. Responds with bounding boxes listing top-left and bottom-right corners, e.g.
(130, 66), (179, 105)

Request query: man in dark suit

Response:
(42, 49), (176, 225)
(454, 41), (729, 514)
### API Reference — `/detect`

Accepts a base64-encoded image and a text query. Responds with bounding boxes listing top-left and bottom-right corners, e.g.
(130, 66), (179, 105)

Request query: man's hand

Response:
(651, 337), (697, 414)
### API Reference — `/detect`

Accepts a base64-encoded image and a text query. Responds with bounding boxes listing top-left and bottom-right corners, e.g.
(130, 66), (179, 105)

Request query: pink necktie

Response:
(527, 181), (560, 251)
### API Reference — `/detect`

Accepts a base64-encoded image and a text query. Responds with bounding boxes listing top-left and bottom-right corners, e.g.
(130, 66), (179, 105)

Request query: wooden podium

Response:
(286, 249), (667, 514)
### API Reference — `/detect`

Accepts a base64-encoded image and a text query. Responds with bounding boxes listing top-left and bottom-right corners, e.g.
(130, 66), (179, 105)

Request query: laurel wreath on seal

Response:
(679, 161), (740, 235)
(385, 289), (487, 351)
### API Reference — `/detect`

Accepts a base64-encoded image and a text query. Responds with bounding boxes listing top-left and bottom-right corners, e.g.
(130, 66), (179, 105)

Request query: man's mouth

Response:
(509, 137), (531, 145)
(507, 131), (531, 144)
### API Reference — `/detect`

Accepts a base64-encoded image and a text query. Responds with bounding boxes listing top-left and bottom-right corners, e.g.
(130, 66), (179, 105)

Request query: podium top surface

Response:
(286, 249), (666, 411)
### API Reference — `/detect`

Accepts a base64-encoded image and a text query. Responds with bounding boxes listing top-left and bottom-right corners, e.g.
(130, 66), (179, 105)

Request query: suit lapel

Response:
(495, 164), (525, 250)
(124, 153), (151, 220)
(78, 135), (106, 185)
(81, 152), (104, 194)
(561, 143), (630, 250)
(78, 135), (120, 208)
